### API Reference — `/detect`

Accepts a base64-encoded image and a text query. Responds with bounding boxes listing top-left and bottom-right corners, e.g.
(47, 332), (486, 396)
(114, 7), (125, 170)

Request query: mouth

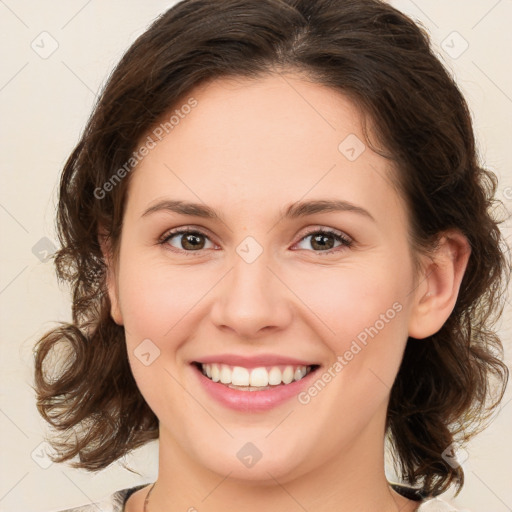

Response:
(192, 361), (321, 391)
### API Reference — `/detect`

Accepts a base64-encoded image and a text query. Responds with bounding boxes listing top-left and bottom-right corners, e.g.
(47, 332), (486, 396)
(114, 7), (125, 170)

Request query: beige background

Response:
(0, 1), (510, 510)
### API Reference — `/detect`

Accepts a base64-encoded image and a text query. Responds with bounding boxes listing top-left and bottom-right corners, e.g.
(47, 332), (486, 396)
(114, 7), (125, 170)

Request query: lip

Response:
(191, 353), (318, 369)
(190, 361), (320, 412)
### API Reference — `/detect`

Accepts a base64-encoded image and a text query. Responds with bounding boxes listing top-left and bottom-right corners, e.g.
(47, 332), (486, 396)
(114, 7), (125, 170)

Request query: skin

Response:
(103, 73), (470, 512)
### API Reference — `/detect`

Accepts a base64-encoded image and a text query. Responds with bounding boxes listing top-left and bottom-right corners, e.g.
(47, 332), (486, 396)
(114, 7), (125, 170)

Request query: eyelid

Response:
(158, 226), (219, 253)
(158, 225), (353, 254)
(159, 225), (216, 243)
(297, 225), (353, 243)
(291, 226), (353, 255)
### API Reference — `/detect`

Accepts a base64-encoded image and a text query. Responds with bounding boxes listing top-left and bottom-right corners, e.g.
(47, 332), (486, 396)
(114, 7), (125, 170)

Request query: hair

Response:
(34, 0), (510, 498)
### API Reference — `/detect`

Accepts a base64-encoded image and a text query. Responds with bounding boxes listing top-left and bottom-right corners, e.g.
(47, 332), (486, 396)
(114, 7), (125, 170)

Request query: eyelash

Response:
(158, 227), (353, 256)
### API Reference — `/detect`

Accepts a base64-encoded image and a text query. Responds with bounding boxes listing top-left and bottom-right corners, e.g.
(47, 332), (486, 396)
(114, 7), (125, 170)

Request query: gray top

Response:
(54, 483), (462, 511)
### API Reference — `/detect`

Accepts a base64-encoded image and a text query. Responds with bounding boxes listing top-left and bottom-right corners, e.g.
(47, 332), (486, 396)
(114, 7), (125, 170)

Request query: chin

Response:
(187, 438), (314, 484)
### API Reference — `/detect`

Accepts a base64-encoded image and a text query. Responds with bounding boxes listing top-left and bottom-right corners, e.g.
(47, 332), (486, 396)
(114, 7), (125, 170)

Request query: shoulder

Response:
(52, 482), (463, 511)
(51, 484), (148, 512)
(417, 497), (464, 511)
(390, 483), (463, 511)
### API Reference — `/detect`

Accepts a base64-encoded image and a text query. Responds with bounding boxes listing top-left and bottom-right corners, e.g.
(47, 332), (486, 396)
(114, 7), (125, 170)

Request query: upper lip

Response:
(192, 353), (319, 369)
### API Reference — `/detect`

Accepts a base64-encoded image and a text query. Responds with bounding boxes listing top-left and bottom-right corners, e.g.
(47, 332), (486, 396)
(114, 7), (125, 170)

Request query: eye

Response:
(159, 228), (216, 253)
(159, 226), (353, 256)
(293, 228), (353, 254)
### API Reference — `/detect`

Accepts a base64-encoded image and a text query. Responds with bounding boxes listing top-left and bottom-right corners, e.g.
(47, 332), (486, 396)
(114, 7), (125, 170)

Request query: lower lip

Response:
(191, 364), (319, 412)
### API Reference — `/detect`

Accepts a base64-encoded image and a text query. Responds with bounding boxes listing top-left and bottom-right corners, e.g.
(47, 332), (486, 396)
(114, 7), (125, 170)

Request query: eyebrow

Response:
(141, 199), (375, 223)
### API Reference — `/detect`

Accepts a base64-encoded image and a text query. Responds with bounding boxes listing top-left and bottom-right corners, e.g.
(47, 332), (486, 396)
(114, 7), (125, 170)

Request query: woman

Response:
(34, 0), (510, 511)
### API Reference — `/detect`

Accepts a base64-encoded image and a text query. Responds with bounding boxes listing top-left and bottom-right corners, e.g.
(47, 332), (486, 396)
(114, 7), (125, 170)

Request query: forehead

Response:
(125, 73), (406, 229)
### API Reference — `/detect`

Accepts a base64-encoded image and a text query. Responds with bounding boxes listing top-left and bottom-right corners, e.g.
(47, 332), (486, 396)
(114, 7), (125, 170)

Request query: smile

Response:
(191, 361), (321, 412)
(197, 362), (315, 390)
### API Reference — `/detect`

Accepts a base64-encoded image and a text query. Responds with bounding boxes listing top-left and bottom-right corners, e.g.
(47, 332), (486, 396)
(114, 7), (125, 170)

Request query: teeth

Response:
(268, 367), (281, 386)
(220, 365), (231, 384)
(250, 367), (268, 387)
(294, 367), (307, 381)
(232, 366), (250, 386)
(199, 363), (312, 388)
(283, 366), (294, 384)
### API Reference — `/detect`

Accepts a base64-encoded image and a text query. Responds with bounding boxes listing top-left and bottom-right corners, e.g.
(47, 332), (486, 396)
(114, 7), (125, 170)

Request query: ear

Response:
(98, 226), (124, 325)
(408, 230), (471, 339)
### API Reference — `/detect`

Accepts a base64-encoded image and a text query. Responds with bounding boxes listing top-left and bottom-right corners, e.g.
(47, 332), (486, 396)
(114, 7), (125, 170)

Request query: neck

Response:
(148, 411), (416, 512)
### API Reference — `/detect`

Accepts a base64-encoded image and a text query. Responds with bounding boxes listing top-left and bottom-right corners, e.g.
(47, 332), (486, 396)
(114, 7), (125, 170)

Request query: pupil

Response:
(312, 233), (334, 250)
(183, 233), (204, 250)
(180, 232), (335, 251)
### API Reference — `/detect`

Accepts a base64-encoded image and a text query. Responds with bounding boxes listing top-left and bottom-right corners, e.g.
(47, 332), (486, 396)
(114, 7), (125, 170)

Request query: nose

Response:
(209, 249), (293, 339)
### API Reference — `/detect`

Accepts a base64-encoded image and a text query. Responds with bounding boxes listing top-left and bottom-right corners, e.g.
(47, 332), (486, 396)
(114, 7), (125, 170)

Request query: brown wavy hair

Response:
(33, 0), (510, 497)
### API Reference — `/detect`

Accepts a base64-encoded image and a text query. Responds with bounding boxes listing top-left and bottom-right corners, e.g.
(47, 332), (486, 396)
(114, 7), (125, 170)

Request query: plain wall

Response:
(0, 1), (510, 510)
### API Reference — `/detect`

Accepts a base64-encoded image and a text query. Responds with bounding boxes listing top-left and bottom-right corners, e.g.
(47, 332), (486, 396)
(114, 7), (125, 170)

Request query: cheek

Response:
(294, 257), (412, 341)
(292, 266), (412, 433)
(116, 252), (198, 342)
(116, 253), (220, 406)
(117, 253), (198, 413)
(289, 253), (414, 399)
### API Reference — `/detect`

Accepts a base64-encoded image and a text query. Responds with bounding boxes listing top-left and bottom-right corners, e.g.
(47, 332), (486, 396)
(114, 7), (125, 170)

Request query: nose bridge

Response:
(210, 240), (292, 336)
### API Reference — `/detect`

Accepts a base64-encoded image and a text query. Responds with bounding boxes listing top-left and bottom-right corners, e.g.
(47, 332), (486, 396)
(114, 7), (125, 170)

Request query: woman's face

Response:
(108, 73), (424, 482)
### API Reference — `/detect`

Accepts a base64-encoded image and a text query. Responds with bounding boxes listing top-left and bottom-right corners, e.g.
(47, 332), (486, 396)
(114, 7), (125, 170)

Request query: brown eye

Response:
(294, 229), (352, 254)
(161, 230), (214, 251)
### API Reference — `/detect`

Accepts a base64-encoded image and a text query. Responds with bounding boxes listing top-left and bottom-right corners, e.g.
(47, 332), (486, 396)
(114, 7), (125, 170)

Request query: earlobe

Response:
(98, 229), (124, 326)
(408, 231), (471, 339)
